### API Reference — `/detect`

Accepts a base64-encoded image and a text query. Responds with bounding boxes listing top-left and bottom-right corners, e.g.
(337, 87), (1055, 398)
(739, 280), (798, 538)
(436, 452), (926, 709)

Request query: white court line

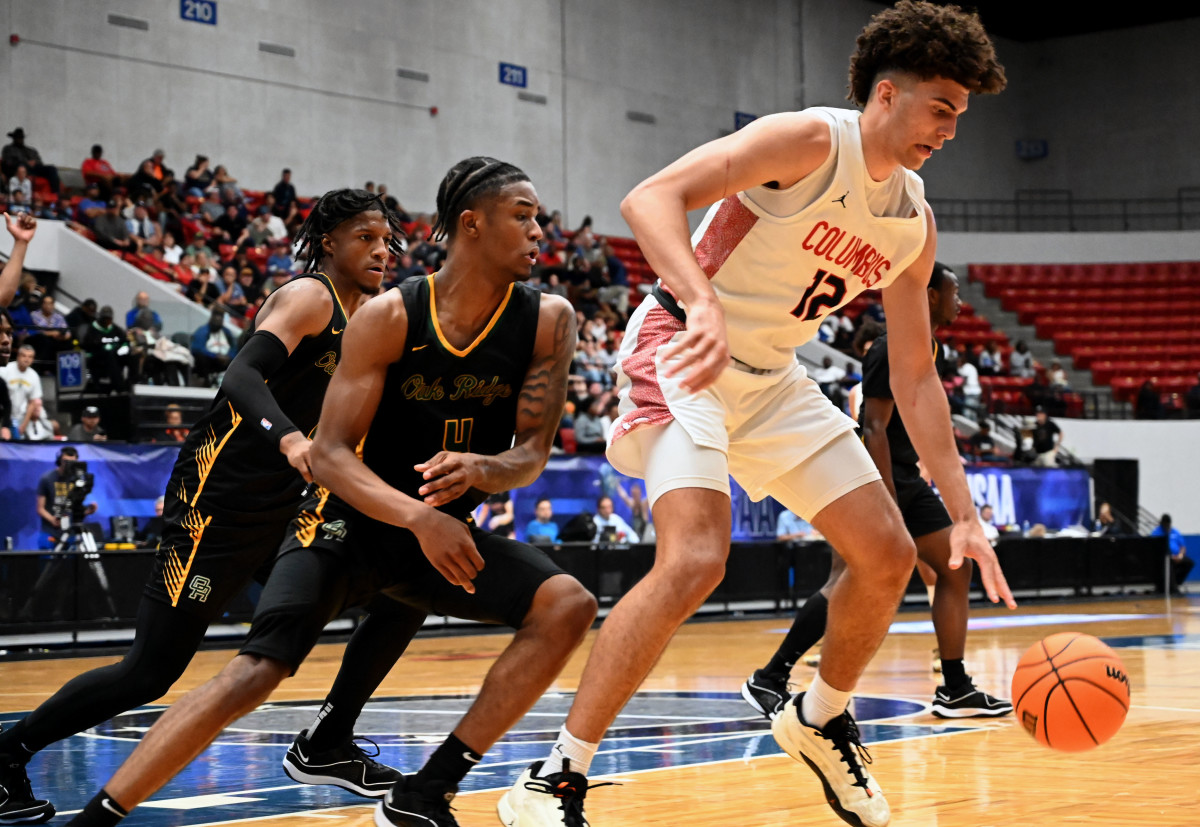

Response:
(1131, 704), (1200, 714)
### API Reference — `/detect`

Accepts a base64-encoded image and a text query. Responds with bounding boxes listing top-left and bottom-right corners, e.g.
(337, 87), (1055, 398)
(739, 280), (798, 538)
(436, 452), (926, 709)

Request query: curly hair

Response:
(848, 1), (1006, 107)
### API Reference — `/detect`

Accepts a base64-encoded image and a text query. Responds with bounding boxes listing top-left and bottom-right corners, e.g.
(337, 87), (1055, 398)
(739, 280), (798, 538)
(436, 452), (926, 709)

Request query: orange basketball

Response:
(1010, 632), (1131, 752)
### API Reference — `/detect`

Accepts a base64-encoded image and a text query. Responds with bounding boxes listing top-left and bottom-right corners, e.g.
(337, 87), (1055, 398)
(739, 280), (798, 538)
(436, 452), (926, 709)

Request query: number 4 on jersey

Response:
(790, 269), (847, 322)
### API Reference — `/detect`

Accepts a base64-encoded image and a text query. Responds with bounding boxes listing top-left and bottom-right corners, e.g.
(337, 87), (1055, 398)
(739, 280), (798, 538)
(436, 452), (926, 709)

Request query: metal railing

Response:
(930, 187), (1200, 233)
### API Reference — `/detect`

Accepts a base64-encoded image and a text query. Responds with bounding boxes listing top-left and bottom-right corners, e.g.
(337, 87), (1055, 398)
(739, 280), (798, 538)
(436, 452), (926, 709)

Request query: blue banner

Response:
(0, 443), (180, 550)
(963, 466), (1091, 529)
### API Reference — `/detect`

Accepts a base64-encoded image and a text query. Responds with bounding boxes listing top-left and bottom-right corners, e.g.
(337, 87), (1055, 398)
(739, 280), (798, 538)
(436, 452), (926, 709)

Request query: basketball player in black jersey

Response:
(742, 263), (1012, 721)
(63, 158), (595, 827)
(0, 191), (422, 825)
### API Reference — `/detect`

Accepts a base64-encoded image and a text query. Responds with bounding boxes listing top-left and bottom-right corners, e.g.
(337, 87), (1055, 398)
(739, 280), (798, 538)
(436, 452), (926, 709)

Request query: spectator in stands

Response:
(776, 508), (815, 542)
(967, 420), (1003, 462)
(1187, 372), (1200, 419)
(135, 496), (166, 548)
(125, 292), (162, 332)
(140, 148), (169, 183)
(1, 344), (42, 437)
(29, 194), (56, 220)
(1093, 502), (1130, 536)
(1150, 514), (1193, 594)
(127, 159), (162, 202)
(811, 355), (847, 409)
(272, 168), (297, 219)
(8, 164), (32, 201)
(978, 504), (1000, 546)
(573, 395), (609, 453)
(186, 266), (222, 307)
(82, 144), (119, 197)
(160, 232), (183, 266)
(543, 272), (568, 300)
(66, 298), (97, 337)
(127, 203), (162, 252)
(1031, 406), (1062, 467)
(184, 155), (214, 197)
(6, 190), (30, 215)
(154, 403), (190, 443)
(214, 203), (249, 248)
(218, 265), (248, 316)
(1047, 359), (1070, 390)
(1135, 379), (1164, 420)
(93, 199), (141, 254)
(956, 353), (982, 418)
(593, 496), (638, 544)
(265, 239), (295, 276)
(82, 305), (130, 393)
(67, 405), (107, 442)
(75, 182), (108, 227)
(199, 189), (225, 227)
(212, 165), (241, 203)
(525, 497), (560, 545)
(190, 307), (235, 382)
(1, 128), (59, 194)
(27, 294), (72, 364)
(246, 208), (273, 247)
(977, 340), (1003, 376)
(1009, 339), (1036, 378)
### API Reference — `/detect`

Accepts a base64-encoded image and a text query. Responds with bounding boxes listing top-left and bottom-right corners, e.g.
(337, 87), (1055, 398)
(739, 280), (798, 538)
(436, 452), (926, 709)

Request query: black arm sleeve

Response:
(220, 329), (299, 448)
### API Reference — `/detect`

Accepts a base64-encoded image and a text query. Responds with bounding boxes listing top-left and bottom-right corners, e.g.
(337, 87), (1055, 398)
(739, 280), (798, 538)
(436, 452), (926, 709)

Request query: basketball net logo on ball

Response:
(1011, 632), (1130, 751)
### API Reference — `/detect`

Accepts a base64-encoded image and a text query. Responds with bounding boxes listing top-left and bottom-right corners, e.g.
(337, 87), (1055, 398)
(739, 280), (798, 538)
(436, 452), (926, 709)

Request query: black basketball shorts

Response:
(239, 492), (569, 673)
(142, 493), (294, 622)
(892, 463), (954, 540)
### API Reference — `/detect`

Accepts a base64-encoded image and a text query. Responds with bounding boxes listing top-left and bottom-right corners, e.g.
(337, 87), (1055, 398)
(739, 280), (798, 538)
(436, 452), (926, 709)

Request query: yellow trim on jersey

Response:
(293, 486), (332, 548)
(426, 274), (515, 358)
(190, 401), (243, 507)
(165, 509), (213, 606)
(314, 271), (350, 324)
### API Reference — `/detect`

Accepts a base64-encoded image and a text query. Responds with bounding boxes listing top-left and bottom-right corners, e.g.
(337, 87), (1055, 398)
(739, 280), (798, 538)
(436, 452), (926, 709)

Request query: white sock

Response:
(801, 671), (853, 730)
(539, 726), (599, 778)
(925, 584), (936, 606)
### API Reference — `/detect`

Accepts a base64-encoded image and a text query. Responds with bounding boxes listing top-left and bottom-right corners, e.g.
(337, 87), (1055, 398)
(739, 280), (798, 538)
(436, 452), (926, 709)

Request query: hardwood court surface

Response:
(2, 596), (1198, 826)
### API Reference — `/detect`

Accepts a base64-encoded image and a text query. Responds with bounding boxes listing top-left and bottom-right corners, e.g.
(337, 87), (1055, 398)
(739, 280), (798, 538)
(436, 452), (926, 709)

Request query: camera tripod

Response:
(20, 514), (119, 622)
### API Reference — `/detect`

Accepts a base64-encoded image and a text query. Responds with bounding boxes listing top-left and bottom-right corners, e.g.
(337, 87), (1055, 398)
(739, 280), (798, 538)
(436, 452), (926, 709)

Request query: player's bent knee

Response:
(527, 575), (597, 636)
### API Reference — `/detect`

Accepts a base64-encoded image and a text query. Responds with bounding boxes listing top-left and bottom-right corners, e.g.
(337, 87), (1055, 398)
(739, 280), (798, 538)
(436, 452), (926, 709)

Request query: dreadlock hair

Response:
(427, 157), (531, 244)
(848, 1), (1006, 108)
(294, 188), (406, 273)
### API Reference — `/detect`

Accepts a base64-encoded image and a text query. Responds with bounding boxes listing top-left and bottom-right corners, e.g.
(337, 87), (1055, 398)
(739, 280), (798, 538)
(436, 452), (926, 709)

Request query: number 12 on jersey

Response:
(790, 269), (847, 322)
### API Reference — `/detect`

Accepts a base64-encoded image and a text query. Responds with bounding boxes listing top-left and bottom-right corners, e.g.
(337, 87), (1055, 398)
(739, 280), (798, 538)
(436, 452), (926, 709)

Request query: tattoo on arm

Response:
(516, 302), (576, 448)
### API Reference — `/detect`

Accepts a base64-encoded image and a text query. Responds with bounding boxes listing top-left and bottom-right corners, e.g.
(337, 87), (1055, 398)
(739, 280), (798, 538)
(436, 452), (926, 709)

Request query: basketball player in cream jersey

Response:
(499, 4), (1014, 827)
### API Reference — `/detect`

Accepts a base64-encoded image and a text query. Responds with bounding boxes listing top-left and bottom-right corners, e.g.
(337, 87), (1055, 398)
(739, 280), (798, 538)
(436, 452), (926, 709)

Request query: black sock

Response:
(941, 658), (968, 690)
(307, 602), (426, 752)
(71, 789), (128, 827)
(764, 592), (828, 678)
(0, 720), (34, 761)
(413, 733), (482, 788)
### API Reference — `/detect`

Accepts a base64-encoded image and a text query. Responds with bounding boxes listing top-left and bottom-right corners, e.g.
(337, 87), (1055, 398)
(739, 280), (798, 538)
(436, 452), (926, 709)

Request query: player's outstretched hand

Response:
(279, 432), (313, 483)
(949, 520), (1017, 609)
(415, 450), (481, 507)
(658, 297), (730, 393)
(411, 507), (484, 593)
(4, 211), (37, 243)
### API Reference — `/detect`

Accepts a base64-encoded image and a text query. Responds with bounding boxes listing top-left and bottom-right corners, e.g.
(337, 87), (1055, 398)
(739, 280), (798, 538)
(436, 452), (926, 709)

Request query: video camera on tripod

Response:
(57, 458), (96, 529)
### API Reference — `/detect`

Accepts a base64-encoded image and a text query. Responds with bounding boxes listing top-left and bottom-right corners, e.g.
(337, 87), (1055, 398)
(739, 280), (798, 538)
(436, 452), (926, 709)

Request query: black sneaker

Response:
(931, 682), (1013, 718)
(0, 757), (54, 825)
(740, 669), (791, 719)
(283, 729), (403, 799)
(374, 776), (458, 827)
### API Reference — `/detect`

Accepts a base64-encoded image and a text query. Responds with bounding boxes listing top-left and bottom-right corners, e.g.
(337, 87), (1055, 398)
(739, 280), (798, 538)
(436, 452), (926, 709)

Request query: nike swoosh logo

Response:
(332, 327), (344, 334)
(101, 799), (124, 817)
(412, 344), (428, 351)
(295, 744), (310, 762)
(463, 751), (480, 763)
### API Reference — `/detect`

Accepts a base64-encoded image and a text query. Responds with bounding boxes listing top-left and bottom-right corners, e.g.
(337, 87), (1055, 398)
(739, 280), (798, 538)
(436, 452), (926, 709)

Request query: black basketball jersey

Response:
(859, 332), (944, 468)
(168, 272), (348, 520)
(361, 274), (541, 521)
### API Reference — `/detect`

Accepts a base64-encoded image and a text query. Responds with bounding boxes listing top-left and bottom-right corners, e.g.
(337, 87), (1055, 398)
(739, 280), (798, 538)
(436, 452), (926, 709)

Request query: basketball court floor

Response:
(3, 595), (1197, 826)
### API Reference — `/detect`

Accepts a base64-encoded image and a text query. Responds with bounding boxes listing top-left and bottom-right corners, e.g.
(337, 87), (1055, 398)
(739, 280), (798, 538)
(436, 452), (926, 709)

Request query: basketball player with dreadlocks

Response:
(61, 157), (594, 827)
(0, 190), (419, 825)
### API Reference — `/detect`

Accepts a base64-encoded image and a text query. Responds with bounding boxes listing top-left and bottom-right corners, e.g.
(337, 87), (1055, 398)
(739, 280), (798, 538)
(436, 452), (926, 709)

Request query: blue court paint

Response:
(1102, 632), (1200, 650)
(34, 691), (969, 826)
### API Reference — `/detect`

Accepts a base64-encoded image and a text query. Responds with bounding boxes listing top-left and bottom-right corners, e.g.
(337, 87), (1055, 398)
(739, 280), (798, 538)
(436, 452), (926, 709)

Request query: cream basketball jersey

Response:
(686, 107), (928, 370)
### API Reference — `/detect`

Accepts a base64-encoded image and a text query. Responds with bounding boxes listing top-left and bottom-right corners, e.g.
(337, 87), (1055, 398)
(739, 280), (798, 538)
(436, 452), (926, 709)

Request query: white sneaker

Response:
(771, 694), (890, 827)
(497, 760), (601, 826)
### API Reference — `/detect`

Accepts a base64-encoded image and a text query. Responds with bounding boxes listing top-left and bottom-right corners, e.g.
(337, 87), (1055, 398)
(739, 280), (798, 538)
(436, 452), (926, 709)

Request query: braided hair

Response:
(427, 157), (531, 243)
(294, 188), (406, 273)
